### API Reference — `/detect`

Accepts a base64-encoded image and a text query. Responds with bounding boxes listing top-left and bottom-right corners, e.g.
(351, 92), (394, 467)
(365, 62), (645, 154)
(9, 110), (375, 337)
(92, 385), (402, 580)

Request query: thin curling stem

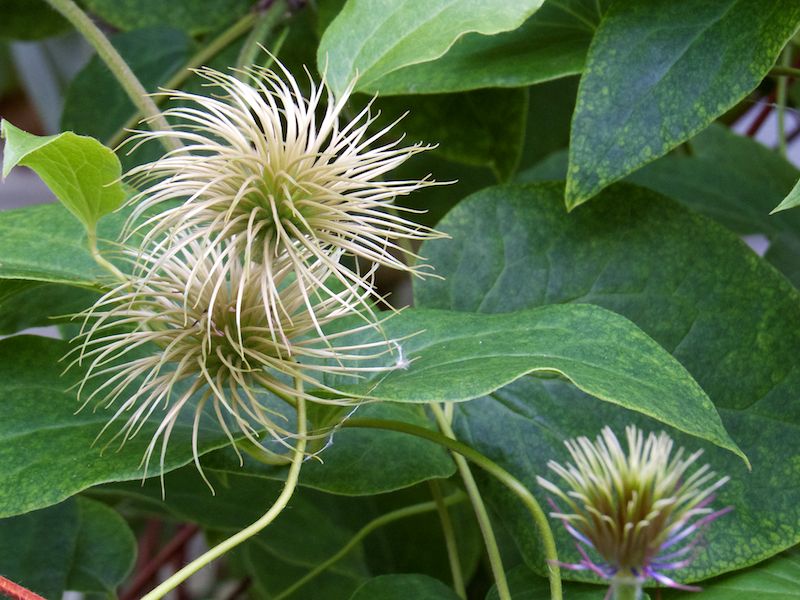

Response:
(141, 381), (308, 600)
(87, 229), (126, 282)
(431, 404), (510, 600)
(44, 0), (178, 152)
(342, 416), (563, 600)
(273, 490), (467, 600)
(106, 10), (259, 148)
(430, 479), (467, 599)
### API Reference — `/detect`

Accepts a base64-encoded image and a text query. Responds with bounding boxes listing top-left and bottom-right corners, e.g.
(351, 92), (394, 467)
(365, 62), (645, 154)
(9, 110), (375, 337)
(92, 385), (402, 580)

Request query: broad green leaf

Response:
(363, 0), (606, 95)
(66, 498), (137, 595)
(202, 403), (456, 496)
(0, 333), (454, 516)
(0, 0), (70, 40)
(317, 0), (545, 97)
(0, 202), (121, 286)
(0, 335), (238, 518)
(0, 497), (135, 598)
(663, 548), (800, 599)
(0, 500), (78, 598)
(342, 305), (744, 466)
(565, 0), (800, 209)
(416, 181), (800, 580)
(0, 281), (98, 335)
(772, 178), (800, 214)
(1, 120), (125, 234)
(519, 125), (800, 286)
(81, 0), (251, 34)
(349, 574), (460, 600)
(376, 88), (528, 181)
(61, 27), (191, 149)
(104, 469), (477, 598)
(242, 540), (363, 600)
(105, 470), (370, 576)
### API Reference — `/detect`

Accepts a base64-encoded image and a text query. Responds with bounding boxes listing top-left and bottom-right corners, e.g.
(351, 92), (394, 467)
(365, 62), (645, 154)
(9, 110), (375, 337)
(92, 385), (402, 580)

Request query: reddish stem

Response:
(745, 99), (776, 137)
(132, 519), (163, 590)
(0, 576), (46, 600)
(742, 55), (800, 137)
(121, 524), (200, 600)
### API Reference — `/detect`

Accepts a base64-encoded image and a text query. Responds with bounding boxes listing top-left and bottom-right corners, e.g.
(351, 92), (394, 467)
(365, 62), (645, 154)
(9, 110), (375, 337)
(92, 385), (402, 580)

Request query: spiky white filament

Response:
(68, 238), (400, 485)
(122, 60), (446, 319)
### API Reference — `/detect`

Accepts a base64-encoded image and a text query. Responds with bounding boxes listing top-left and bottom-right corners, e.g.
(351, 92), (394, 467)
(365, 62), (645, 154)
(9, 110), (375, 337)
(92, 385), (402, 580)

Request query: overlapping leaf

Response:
(565, 0), (800, 208)
(416, 181), (800, 581)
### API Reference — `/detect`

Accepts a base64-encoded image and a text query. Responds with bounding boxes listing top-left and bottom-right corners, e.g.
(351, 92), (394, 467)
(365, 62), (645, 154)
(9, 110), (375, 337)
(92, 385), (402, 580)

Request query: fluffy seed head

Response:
(537, 425), (731, 591)
(123, 60), (445, 312)
(68, 238), (398, 484)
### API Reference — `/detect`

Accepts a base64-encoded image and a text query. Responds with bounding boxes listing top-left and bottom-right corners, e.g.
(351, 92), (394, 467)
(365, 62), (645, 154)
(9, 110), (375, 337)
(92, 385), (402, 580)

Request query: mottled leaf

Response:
(416, 181), (800, 580)
(342, 305), (744, 466)
(565, 0), (800, 208)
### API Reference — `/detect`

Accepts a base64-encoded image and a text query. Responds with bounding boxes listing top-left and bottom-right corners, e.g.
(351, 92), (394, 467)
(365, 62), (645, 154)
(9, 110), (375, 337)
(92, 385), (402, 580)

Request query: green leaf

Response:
(0, 281), (98, 335)
(81, 0), (252, 34)
(342, 305), (744, 465)
(486, 565), (612, 600)
(349, 574), (460, 600)
(0, 497), (135, 598)
(663, 548), (800, 599)
(61, 27), (191, 149)
(376, 88), (528, 181)
(0, 335), (240, 518)
(203, 403), (456, 496)
(242, 540), (364, 600)
(66, 498), (137, 595)
(362, 0), (605, 95)
(1, 120), (125, 234)
(0, 500), (78, 598)
(0, 0), (70, 40)
(106, 470), (370, 576)
(520, 125), (800, 286)
(772, 178), (800, 214)
(317, 0), (546, 97)
(0, 202), (121, 286)
(565, 0), (800, 209)
(416, 181), (800, 580)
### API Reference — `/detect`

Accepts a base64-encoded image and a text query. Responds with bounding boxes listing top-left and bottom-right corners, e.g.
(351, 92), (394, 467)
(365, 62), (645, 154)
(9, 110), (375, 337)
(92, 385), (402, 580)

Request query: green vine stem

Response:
(343, 416), (564, 600)
(44, 0), (177, 152)
(770, 65), (800, 78)
(429, 480), (467, 599)
(273, 490), (467, 600)
(431, 403), (511, 600)
(777, 46), (793, 158)
(236, 0), (289, 73)
(141, 385), (308, 600)
(106, 10), (260, 149)
(610, 573), (643, 600)
(87, 228), (126, 282)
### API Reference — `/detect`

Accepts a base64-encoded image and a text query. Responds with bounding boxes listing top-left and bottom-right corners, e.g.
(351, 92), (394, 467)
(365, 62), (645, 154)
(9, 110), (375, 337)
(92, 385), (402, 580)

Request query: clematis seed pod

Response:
(537, 425), (731, 599)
